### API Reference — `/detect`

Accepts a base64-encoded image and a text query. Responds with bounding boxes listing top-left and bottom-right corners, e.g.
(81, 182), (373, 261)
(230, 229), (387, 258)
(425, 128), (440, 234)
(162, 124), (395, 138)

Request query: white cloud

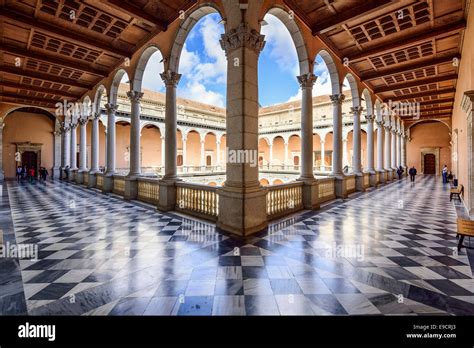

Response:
(141, 52), (165, 92)
(181, 81), (225, 107)
(261, 14), (299, 76)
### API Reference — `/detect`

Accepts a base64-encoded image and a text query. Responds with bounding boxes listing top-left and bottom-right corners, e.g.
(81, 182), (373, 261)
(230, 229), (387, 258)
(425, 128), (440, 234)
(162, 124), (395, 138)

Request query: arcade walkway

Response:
(1, 176), (473, 316)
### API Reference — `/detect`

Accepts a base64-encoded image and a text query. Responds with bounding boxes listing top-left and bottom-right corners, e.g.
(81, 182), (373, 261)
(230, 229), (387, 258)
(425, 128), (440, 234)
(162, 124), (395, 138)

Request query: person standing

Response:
(397, 166), (404, 180)
(16, 166), (22, 183)
(409, 166), (417, 182)
(442, 165), (448, 184)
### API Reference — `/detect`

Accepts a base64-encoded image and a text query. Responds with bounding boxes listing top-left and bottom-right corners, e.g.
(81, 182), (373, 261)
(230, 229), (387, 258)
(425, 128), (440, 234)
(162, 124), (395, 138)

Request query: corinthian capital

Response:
(105, 103), (118, 114)
(297, 73), (317, 89)
(350, 106), (364, 116)
(220, 23), (266, 56)
(160, 71), (181, 87)
(365, 114), (376, 122)
(330, 94), (345, 105)
(127, 91), (144, 103)
(78, 117), (88, 125)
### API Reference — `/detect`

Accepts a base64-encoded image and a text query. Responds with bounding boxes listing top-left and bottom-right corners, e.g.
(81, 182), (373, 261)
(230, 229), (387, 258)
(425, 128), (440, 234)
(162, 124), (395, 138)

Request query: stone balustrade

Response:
(266, 181), (304, 220)
(176, 182), (218, 221)
(137, 178), (160, 205)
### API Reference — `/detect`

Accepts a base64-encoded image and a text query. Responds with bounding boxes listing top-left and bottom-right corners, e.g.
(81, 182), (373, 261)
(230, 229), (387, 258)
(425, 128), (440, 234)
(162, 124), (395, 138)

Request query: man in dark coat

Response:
(408, 166), (417, 182)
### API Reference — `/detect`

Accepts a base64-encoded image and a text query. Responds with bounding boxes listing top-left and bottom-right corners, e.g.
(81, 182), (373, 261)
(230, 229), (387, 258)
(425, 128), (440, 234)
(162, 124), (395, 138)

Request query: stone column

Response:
(125, 91), (143, 199)
(160, 135), (165, 171)
(365, 114), (376, 186)
(401, 135), (407, 169)
(391, 129), (397, 171)
(284, 141), (289, 167)
(103, 103), (118, 192)
(52, 129), (61, 179)
(69, 122), (78, 182)
(384, 122), (392, 180)
(330, 94), (347, 198)
(396, 131), (402, 168)
(88, 112), (100, 187)
(127, 91), (143, 177)
(351, 106), (364, 191)
(297, 73), (318, 209)
(200, 138), (205, 168)
(216, 139), (221, 166)
(320, 140), (325, 171)
(269, 143), (273, 166)
(62, 123), (71, 178)
(0, 121), (4, 182)
(217, 22), (267, 236)
(182, 137), (187, 171)
(376, 120), (385, 182)
(342, 138), (348, 168)
(77, 117), (88, 184)
(158, 70), (181, 210)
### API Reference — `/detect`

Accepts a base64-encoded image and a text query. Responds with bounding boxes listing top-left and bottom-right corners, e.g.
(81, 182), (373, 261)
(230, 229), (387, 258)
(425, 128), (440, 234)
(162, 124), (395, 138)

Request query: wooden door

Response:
(424, 154), (435, 174)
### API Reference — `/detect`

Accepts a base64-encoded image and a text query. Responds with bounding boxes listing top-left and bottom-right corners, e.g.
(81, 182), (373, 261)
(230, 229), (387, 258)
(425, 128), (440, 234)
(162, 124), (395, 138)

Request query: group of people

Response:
(15, 166), (49, 183)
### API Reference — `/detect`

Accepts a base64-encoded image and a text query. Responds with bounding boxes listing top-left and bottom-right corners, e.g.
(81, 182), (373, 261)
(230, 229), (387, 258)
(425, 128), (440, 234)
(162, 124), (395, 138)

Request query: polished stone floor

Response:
(0, 175), (473, 315)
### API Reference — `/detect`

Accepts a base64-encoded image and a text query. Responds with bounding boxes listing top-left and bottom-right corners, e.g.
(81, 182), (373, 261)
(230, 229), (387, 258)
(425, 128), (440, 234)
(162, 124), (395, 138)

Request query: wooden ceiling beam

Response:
(2, 44), (108, 77)
(104, 0), (167, 31)
(418, 98), (454, 106)
(383, 88), (456, 102)
(419, 106), (453, 113)
(311, 0), (392, 34)
(402, 113), (452, 119)
(0, 7), (130, 58)
(0, 81), (80, 99)
(0, 92), (62, 105)
(347, 20), (466, 62)
(374, 73), (457, 93)
(0, 65), (91, 89)
(362, 54), (460, 82)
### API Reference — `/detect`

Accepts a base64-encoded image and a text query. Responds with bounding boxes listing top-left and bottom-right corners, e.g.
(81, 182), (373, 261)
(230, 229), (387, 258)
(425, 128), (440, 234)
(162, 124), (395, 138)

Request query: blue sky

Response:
(141, 13), (334, 107)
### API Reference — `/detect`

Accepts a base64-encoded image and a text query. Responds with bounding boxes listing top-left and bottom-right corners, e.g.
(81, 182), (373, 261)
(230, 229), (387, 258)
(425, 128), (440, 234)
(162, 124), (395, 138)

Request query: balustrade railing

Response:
(113, 175), (125, 196)
(137, 178), (160, 204)
(317, 177), (336, 203)
(96, 174), (104, 189)
(176, 182), (218, 221)
(266, 181), (303, 220)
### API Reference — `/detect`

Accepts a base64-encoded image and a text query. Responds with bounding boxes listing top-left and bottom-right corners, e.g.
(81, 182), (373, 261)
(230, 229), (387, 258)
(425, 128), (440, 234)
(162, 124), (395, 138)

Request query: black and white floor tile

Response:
(0, 175), (473, 316)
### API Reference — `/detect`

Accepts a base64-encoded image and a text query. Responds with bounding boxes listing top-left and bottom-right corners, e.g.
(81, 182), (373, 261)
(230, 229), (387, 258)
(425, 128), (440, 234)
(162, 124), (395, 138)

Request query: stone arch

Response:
(361, 88), (373, 116)
(168, 4), (225, 73)
(273, 179), (284, 185)
(343, 73), (360, 108)
(260, 178), (270, 186)
(315, 50), (340, 95)
(109, 69), (129, 105)
(93, 84), (107, 116)
(133, 45), (164, 92)
(374, 99), (383, 122)
(262, 7), (310, 75)
(408, 119), (451, 133)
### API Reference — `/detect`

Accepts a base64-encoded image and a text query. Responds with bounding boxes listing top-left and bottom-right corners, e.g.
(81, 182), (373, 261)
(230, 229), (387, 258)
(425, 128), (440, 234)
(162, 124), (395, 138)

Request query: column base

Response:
(386, 169), (393, 181)
(298, 178), (320, 210)
(0, 170), (4, 182)
(216, 185), (268, 237)
(369, 171), (377, 187)
(88, 172), (97, 188)
(124, 176), (138, 200)
(355, 172), (365, 192)
(52, 167), (60, 180)
(157, 179), (177, 211)
(377, 170), (386, 184)
(102, 174), (114, 193)
(333, 174), (348, 199)
(69, 169), (78, 182)
(76, 170), (86, 184)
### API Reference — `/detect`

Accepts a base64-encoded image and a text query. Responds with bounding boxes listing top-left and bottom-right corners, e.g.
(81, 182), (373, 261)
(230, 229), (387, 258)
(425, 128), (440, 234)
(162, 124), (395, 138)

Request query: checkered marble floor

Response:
(1, 175), (473, 316)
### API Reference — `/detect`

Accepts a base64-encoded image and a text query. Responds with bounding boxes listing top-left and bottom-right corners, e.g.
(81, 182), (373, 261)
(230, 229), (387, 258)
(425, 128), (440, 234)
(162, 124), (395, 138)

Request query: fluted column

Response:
(365, 114), (375, 172)
(160, 71), (181, 180)
(297, 72), (317, 180)
(78, 117), (88, 171)
(105, 103), (118, 175)
(70, 122), (78, 170)
(391, 129), (397, 170)
(127, 91), (144, 176)
(320, 140), (325, 171)
(330, 94), (345, 175)
(351, 106), (363, 174)
(90, 113), (100, 173)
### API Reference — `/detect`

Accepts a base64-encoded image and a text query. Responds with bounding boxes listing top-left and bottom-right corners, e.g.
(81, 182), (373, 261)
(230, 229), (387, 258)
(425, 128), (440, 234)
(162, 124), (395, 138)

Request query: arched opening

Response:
(204, 132), (217, 168)
(2, 107), (56, 179)
(288, 134), (300, 169)
(116, 121), (131, 173)
(141, 124), (163, 174)
(272, 136), (285, 165)
(258, 138), (270, 167)
(260, 178), (270, 186)
(273, 179), (284, 185)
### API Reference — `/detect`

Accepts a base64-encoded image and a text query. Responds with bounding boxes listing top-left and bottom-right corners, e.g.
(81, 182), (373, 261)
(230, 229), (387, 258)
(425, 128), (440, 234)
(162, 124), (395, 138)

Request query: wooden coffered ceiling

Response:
(0, 0), (196, 108)
(285, 0), (466, 120)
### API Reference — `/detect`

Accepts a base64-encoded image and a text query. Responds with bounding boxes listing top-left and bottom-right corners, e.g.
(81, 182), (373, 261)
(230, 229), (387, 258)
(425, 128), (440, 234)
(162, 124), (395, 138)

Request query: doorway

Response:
(22, 151), (38, 175)
(424, 154), (436, 174)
